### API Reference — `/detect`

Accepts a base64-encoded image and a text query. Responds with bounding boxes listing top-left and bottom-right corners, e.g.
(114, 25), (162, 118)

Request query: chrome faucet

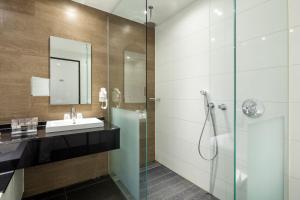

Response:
(71, 106), (77, 124)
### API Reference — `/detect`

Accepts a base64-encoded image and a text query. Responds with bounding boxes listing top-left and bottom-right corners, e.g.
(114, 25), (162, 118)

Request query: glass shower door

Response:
(234, 0), (289, 199)
(107, 1), (149, 199)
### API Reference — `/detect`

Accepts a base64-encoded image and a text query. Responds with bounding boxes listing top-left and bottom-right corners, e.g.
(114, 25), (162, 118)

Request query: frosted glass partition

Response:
(247, 117), (284, 200)
(109, 108), (141, 200)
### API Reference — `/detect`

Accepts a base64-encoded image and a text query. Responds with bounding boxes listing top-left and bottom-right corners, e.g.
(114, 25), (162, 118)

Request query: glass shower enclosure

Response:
(107, 1), (150, 199)
(235, 0), (289, 199)
(107, 0), (290, 199)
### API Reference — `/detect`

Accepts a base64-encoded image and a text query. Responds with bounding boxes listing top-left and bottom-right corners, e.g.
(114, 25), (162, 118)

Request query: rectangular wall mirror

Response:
(124, 51), (146, 103)
(50, 36), (92, 105)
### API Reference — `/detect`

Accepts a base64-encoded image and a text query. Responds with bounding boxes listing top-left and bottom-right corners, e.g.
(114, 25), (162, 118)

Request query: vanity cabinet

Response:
(0, 170), (24, 200)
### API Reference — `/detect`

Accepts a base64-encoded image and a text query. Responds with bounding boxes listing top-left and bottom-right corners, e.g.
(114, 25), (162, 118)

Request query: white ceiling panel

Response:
(72, 0), (198, 25)
(112, 0), (146, 24)
(147, 0), (197, 24)
(72, 0), (121, 13)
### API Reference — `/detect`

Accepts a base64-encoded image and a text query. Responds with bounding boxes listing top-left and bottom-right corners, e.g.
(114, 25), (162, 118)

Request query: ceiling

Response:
(72, 0), (197, 25)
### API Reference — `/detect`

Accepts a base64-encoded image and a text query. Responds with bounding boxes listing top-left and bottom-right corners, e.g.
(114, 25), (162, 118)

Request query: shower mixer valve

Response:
(242, 99), (264, 118)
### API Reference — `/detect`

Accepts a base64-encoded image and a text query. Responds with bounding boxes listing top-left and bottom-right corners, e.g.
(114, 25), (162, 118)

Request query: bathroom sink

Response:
(46, 118), (104, 133)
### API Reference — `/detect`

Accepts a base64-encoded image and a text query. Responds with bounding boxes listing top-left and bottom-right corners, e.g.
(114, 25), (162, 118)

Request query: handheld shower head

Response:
(201, 90), (214, 109)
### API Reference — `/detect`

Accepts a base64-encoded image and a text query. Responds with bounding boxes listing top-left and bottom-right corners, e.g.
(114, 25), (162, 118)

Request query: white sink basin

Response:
(46, 118), (104, 133)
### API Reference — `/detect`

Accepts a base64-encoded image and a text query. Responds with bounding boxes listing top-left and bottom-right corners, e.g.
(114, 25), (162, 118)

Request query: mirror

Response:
(124, 51), (146, 103)
(50, 36), (92, 105)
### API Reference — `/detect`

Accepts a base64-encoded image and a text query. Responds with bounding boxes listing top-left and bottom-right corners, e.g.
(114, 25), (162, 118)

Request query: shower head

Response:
(145, 5), (156, 27)
(200, 90), (207, 96)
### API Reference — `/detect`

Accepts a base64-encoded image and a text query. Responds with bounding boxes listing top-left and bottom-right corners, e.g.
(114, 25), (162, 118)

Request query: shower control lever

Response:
(218, 104), (227, 110)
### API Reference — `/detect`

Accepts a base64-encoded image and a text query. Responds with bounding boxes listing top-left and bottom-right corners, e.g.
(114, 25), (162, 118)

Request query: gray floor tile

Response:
(144, 162), (219, 200)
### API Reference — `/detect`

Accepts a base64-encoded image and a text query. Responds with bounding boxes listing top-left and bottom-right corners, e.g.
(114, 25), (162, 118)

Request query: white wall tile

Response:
(292, 66), (300, 102)
(210, 47), (234, 75)
(210, 73), (234, 102)
(236, 0), (269, 12)
(210, 18), (234, 49)
(156, 117), (211, 145)
(156, 99), (206, 123)
(289, 2), (300, 198)
(212, 178), (228, 200)
(290, 177), (300, 200)
(290, 27), (300, 65)
(210, 0), (234, 25)
(289, 0), (300, 27)
(291, 140), (300, 179)
(236, 67), (288, 102)
(293, 102), (300, 142)
(155, 0), (290, 199)
(156, 0), (210, 43)
(155, 0), (233, 197)
(237, 31), (288, 71)
(289, 102), (295, 140)
(237, 0), (287, 42)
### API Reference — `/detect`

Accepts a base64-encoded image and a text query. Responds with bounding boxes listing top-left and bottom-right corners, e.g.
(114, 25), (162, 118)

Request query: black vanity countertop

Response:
(0, 122), (120, 194)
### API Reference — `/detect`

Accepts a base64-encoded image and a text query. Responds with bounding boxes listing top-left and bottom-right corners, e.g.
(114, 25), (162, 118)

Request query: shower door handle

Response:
(148, 97), (160, 102)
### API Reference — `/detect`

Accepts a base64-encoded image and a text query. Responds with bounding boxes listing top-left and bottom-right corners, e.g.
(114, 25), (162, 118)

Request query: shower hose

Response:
(198, 101), (219, 161)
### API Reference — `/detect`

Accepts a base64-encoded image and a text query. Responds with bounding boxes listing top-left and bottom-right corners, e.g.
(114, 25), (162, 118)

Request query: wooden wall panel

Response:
(0, 0), (108, 123)
(0, 1), (111, 196)
(23, 153), (108, 197)
(108, 15), (147, 111)
(0, 0), (156, 196)
(147, 27), (156, 163)
(108, 16), (156, 164)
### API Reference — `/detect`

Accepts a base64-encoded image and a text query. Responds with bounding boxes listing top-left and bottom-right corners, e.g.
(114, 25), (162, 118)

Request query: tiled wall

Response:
(0, 0), (108, 123)
(155, 0), (210, 192)
(156, 0), (290, 199)
(155, 0), (234, 199)
(289, 0), (300, 199)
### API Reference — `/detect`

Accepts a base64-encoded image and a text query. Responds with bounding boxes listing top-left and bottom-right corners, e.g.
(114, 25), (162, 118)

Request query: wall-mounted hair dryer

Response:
(99, 88), (108, 110)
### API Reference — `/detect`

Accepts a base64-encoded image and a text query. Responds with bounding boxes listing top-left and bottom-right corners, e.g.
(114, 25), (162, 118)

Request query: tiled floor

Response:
(23, 163), (219, 200)
(22, 176), (126, 200)
(141, 162), (219, 200)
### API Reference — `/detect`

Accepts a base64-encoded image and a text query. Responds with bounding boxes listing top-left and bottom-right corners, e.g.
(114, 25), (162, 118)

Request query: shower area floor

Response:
(141, 162), (219, 200)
